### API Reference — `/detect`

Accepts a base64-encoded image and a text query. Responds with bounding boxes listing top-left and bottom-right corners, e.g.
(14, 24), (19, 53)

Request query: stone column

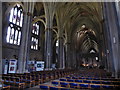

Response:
(44, 28), (53, 69)
(58, 37), (64, 69)
(65, 42), (71, 69)
(76, 51), (80, 69)
(44, 2), (56, 69)
(25, 2), (35, 72)
(71, 47), (76, 68)
(103, 2), (119, 78)
(0, 1), (2, 88)
(63, 45), (65, 69)
(115, 1), (120, 78)
(18, 2), (35, 73)
(102, 2), (113, 73)
(56, 6), (65, 69)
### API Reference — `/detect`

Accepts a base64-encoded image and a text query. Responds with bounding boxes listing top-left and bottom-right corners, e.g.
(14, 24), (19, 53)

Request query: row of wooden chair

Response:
(66, 76), (119, 81)
(50, 80), (120, 89)
(40, 84), (71, 90)
(70, 68), (112, 78)
(59, 78), (120, 85)
(1, 69), (77, 89)
(39, 68), (120, 90)
(2, 76), (25, 89)
(1, 85), (10, 90)
(39, 80), (120, 90)
(66, 69), (120, 83)
(64, 76), (120, 82)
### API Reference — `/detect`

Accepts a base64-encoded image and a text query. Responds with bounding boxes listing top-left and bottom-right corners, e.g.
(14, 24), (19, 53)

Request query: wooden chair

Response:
(79, 83), (89, 89)
(67, 79), (74, 82)
(49, 86), (59, 90)
(2, 84), (10, 90)
(60, 82), (69, 88)
(39, 84), (49, 89)
(60, 79), (67, 81)
(69, 83), (78, 89)
(90, 84), (101, 89)
(51, 81), (59, 86)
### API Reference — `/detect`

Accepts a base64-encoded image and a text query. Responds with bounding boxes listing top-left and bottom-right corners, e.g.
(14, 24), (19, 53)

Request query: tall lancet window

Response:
(31, 22), (40, 50)
(6, 4), (23, 45)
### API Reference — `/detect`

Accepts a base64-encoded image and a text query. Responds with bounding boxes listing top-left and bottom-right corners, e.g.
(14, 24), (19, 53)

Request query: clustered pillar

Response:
(44, 2), (55, 70)
(18, 2), (35, 73)
(0, 1), (2, 88)
(65, 42), (71, 69)
(45, 28), (53, 69)
(58, 37), (64, 69)
(103, 2), (120, 78)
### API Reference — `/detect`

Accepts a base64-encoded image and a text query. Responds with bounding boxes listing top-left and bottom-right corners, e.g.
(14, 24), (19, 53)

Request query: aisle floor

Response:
(26, 79), (59, 90)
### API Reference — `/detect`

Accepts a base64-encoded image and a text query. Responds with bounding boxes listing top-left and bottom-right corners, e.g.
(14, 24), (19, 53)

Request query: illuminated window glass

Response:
(56, 40), (58, 47)
(32, 22), (39, 35)
(31, 22), (40, 50)
(31, 37), (39, 50)
(6, 4), (23, 45)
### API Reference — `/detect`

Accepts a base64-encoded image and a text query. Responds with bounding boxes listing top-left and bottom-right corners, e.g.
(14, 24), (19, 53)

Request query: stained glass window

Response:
(6, 4), (23, 45)
(31, 22), (40, 50)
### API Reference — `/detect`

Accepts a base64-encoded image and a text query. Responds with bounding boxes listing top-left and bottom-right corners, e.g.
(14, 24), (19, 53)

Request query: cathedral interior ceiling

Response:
(33, 2), (103, 54)
(6, 2), (102, 54)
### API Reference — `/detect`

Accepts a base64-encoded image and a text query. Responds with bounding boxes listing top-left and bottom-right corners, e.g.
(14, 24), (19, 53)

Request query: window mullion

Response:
(8, 26), (11, 43)
(19, 10), (21, 26)
(13, 29), (16, 44)
(16, 28), (19, 45)
(9, 26), (13, 44)
(16, 8), (18, 25)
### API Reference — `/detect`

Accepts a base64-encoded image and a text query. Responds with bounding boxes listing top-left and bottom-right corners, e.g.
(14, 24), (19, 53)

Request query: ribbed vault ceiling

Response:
(56, 2), (102, 55)
(34, 2), (103, 55)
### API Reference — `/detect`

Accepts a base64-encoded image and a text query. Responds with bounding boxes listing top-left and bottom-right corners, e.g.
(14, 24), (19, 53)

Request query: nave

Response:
(1, 1), (120, 90)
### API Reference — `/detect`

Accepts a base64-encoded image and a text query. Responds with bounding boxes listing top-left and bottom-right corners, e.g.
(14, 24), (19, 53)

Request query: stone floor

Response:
(26, 79), (91, 90)
(26, 79), (59, 90)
